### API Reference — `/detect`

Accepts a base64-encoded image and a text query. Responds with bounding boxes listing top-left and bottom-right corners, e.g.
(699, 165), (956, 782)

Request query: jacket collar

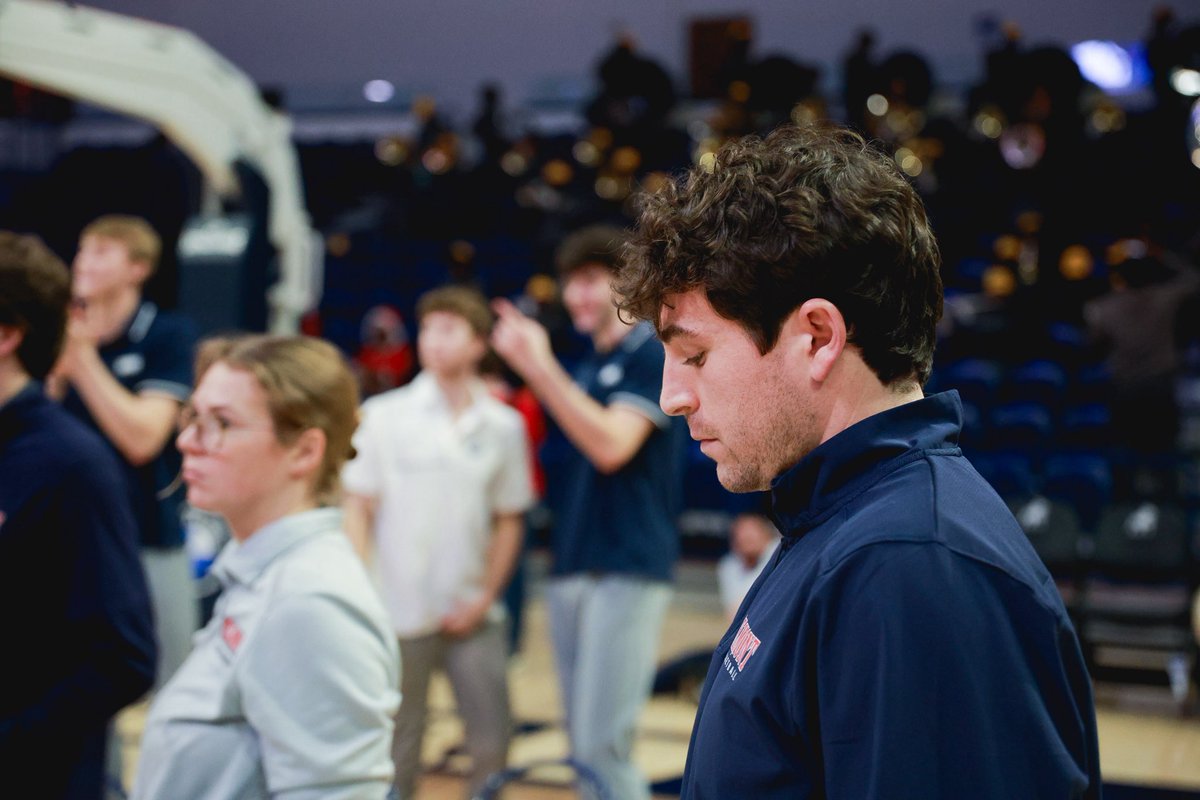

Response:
(769, 391), (963, 536)
(210, 507), (341, 587)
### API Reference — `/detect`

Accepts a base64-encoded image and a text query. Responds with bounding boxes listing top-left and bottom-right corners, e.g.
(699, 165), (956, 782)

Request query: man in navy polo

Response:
(51, 215), (198, 688)
(492, 224), (686, 800)
(0, 231), (157, 798)
(617, 125), (1101, 798)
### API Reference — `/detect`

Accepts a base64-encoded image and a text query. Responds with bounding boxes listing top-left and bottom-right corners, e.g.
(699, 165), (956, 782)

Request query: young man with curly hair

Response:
(617, 124), (1101, 799)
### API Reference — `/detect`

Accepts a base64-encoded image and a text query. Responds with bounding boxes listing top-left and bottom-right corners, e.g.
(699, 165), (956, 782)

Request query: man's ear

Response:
(128, 258), (153, 286)
(778, 298), (847, 383)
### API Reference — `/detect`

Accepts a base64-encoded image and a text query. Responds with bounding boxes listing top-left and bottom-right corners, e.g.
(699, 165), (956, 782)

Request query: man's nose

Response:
(660, 361), (696, 417)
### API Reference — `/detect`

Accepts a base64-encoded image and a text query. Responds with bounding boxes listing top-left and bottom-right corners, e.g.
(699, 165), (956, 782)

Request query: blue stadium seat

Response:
(1058, 403), (1112, 450)
(941, 357), (1004, 413)
(1041, 453), (1113, 531)
(986, 401), (1054, 454)
(1006, 359), (1068, 409)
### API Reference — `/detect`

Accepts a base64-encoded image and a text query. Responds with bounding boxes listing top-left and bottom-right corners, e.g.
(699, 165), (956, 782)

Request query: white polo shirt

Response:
(342, 372), (534, 638)
(132, 508), (400, 800)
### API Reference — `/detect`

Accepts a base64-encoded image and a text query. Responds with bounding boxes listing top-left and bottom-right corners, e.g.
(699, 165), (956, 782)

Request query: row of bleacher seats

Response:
(931, 336), (1199, 698)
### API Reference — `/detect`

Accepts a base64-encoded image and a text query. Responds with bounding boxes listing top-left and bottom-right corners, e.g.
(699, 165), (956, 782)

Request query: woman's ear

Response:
(288, 427), (327, 481)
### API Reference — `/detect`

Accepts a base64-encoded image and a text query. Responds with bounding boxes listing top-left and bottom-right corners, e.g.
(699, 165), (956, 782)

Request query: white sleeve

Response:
(341, 401), (383, 498)
(490, 414), (534, 515)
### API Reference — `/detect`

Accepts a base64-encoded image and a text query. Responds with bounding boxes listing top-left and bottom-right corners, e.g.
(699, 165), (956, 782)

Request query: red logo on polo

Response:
(222, 617), (243, 652)
(723, 617), (762, 680)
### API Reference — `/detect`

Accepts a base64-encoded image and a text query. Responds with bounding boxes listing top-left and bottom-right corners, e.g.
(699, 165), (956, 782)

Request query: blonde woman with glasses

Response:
(131, 335), (400, 800)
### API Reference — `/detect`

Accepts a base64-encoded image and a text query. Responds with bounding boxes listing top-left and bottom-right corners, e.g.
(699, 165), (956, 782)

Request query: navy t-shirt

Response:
(681, 392), (1101, 800)
(0, 383), (157, 796)
(63, 302), (197, 549)
(549, 322), (686, 581)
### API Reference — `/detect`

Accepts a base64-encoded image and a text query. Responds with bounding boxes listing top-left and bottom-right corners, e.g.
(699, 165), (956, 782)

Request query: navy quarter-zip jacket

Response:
(680, 391), (1100, 800)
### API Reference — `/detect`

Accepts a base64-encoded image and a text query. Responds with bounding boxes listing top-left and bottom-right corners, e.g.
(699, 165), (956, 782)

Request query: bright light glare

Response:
(1172, 69), (1200, 97)
(363, 79), (395, 104)
(1070, 41), (1133, 92)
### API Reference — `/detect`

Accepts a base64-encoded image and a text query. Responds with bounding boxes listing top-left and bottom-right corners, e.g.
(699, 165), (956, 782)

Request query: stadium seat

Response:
(941, 357), (1004, 414)
(1006, 359), (1068, 409)
(1041, 453), (1113, 531)
(985, 401), (1054, 454)
(1058, 403), (1112, 451)
(1081, 501), (1196, 700)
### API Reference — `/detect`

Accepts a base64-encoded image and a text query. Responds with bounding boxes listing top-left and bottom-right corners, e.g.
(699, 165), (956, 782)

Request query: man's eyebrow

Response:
(658, 323), (700, 344)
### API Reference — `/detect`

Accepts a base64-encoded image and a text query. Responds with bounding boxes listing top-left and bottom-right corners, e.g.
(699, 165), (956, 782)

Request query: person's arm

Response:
(239, 592), (400, 799)
(341, 493), (377, 562)
(491, 298), (654, 474)
(53, 310), (193, 466)
(56, 337), (181, 465)
(340, 401), (385, 562)
(441, 511), (525, 637)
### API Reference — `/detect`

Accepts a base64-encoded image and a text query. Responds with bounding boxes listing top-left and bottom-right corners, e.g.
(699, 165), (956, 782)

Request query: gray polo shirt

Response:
(132, 508), (401, 800)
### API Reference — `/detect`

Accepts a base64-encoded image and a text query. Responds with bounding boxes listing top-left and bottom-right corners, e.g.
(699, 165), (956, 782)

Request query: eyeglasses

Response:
(178, 404), (275, 453)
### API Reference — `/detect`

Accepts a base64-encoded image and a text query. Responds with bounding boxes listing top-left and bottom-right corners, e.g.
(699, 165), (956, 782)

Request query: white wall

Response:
(83, 0), (1176, 117)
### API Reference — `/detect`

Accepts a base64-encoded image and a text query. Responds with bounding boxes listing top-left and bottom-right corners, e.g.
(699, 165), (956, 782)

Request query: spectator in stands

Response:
(491, 224), (686, 800)
(586, 33), (677, 148)
(618, 123), (1100, 799)
(343, 286), (533, 800)
(133, 334), (399, 799)
(1084, 239), (1200, 499)
(0, 231), (156, 799)
(352, 304), (414, 397)
(51, 214), (199, 688)
(841, 28), (878, 131)
(716, 513), (780, 623)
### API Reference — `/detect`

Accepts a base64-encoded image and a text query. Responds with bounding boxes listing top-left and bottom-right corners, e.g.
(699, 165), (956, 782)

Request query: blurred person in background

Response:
(343, 286), (533, 800)
(491, 225), (686, 800)
(51, 214), (199, 688)
(1084, 240), (1200, 500)
(132, 335), (399, 800)
(0, 231), (156, 799)
(716, 513), (779, 623)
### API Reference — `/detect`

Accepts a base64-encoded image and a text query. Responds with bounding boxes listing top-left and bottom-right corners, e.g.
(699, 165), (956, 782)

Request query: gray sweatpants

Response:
(546, 574), (672, 800)
(392, 619), (511, 800)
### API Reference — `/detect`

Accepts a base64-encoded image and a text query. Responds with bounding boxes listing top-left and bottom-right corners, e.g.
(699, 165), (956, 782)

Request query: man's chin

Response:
(715, 463), (769, 494)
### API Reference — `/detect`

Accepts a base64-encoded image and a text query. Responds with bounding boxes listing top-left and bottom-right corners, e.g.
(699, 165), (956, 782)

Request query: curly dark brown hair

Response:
(617, 124), (943, 387)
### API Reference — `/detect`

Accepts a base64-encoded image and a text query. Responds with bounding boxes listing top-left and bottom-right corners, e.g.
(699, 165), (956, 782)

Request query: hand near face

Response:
(440, 596), (491, 638)
(490, 298), (555, 381)
(50, 302), (100, 383)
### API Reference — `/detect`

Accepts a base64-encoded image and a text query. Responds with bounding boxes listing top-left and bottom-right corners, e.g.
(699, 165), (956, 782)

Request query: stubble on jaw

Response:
(714, 380), (817, 493)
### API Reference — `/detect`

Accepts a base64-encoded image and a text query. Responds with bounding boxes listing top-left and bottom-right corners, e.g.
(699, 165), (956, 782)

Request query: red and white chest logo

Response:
(222, 617), (243, 652)
(723, 617), (762, 681)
